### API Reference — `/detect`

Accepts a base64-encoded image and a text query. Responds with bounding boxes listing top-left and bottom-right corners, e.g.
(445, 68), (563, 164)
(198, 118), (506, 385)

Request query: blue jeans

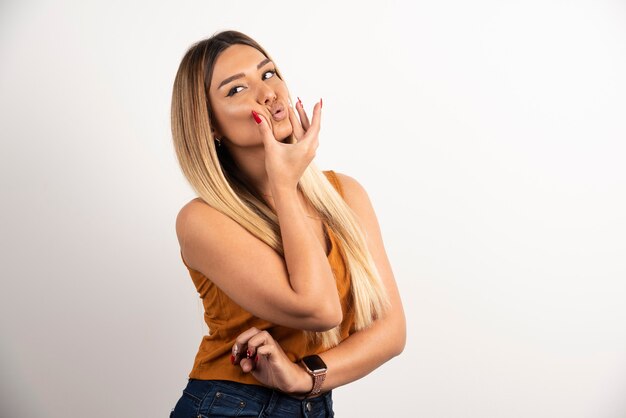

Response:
(170, 378), (335, 417)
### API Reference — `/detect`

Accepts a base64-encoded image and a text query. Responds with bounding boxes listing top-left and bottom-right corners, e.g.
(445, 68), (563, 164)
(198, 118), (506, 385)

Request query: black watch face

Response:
(303, 355), (327, 373)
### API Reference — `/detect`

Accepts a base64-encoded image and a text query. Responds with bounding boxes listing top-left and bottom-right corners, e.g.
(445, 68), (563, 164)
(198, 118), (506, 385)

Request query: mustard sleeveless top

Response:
(180, 170), (355, 384)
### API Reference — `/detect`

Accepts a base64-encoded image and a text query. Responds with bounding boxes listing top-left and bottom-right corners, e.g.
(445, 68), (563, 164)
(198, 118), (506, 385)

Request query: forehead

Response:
(209, 44), (267, 92)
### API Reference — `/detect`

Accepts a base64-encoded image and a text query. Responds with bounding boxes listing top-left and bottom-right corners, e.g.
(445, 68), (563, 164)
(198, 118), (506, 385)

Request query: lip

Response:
(271, 108), (287, 121)
(270, 102), (287, 122)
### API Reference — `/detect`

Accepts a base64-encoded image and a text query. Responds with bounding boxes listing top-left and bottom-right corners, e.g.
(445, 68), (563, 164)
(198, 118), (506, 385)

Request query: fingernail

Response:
(320, 98), (323, 109)
(297, 97), (302, 108)
(230, 354), (235, 364)
(255, 354), (259, 362)
(251, 110), (262, 124)
(246, 349), (251, 359)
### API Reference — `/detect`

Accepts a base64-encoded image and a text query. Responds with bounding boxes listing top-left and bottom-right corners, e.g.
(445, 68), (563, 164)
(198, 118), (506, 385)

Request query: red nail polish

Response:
(255, 354), (259, 362)
(297, 96), (302, 108)
(251, 110), (262, 124)
(320, 98), (323, 109)
(230, 354), (235, 364)
(246, 349), (251, 359)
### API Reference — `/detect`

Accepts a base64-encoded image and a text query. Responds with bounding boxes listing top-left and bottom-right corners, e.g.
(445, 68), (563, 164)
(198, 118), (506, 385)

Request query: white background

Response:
(1, 1), (625, 417)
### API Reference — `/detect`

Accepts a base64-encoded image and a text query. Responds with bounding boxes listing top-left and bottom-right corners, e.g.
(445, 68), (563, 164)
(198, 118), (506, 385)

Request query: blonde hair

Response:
(170, 30), (391, 349)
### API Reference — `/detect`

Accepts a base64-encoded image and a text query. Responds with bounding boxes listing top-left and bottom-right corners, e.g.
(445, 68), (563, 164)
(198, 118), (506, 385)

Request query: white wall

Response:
(1, 1), (625, 417)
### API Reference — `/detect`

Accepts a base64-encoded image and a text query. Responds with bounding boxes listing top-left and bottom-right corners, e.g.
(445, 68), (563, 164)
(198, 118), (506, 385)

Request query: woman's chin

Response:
(273, 124), (293, 142)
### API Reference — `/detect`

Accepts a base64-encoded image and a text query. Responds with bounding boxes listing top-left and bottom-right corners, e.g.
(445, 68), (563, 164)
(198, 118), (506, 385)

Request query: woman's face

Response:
(208, 44), (292, 146)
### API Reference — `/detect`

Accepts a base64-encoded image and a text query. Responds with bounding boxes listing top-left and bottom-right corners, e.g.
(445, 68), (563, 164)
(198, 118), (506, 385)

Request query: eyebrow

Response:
(217, 58), (272, 90)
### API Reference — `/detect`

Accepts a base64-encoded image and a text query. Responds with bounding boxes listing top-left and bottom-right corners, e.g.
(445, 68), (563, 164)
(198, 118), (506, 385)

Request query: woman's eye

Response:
(226, 86), (244, 97)
(226, 69), (277, 97)
(263, 69), (277, 80)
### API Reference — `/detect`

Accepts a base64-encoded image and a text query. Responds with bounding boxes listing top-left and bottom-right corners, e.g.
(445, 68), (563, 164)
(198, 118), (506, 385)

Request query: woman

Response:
(169, 30), (405, 417)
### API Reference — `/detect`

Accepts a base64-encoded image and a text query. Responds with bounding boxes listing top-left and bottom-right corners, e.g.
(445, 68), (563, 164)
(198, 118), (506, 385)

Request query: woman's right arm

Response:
(176, 190), (342, 333)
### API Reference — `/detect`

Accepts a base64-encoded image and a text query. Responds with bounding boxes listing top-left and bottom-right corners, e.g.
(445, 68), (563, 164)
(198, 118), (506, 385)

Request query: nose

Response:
(256, 82), (277, 106)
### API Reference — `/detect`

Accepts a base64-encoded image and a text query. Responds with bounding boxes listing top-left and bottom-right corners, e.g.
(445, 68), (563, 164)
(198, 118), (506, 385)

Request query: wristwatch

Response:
(300, 354), (327, 398)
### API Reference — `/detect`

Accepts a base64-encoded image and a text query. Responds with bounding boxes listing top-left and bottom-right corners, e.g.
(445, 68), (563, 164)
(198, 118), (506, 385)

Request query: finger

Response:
(231, 342), (243, 365)
(245, 330), (272, 360)
(287, 106), (305, 140)
(254, 345), (273, 362)
(239, 342), (266, 373)
(240, 357), (255, 373)
(251, 110), (278, 149)
(296, 98), (311, 131)
(249, 347), (272, 380)
(299, 99), (322, 144)
(241, 349), (263, 373)
(248, 352), (261, 372)
(248, 345), (272, 374)
(232, 326), (262, 364)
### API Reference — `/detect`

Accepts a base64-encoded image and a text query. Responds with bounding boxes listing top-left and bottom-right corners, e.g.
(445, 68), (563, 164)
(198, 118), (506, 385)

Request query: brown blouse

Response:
(180, 170), (355, 384)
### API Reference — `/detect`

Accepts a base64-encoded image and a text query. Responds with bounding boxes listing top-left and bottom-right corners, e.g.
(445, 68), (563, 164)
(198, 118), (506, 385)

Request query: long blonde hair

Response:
(170, 30), (391, 349)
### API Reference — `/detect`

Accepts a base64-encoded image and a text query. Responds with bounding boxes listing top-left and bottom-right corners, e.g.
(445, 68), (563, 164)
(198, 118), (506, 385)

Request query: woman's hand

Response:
(251, 98), (322, 191)
(231, 326), (313, 396)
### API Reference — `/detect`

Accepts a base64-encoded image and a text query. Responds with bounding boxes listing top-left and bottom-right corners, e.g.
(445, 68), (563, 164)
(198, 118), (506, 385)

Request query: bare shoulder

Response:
(174, 197), (220, 250)
(331, 172), (374, 215)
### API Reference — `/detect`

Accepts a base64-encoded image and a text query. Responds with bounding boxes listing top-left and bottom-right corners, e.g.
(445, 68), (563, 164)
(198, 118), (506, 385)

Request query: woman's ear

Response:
(210, 118), (223, 139)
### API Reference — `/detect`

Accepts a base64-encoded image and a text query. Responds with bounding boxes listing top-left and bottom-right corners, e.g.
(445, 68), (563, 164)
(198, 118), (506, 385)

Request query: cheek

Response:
(219, 101), (254, 121)
(213, 102), (256, 137)
(273, 116), (294, 142)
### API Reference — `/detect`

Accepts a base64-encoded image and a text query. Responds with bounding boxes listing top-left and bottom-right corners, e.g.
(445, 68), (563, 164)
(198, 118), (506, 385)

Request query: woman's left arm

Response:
(291, 172), (406, 394)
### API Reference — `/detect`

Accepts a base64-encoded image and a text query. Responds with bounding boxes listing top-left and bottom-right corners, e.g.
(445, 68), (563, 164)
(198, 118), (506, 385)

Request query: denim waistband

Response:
(184, 378), (334, 417)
